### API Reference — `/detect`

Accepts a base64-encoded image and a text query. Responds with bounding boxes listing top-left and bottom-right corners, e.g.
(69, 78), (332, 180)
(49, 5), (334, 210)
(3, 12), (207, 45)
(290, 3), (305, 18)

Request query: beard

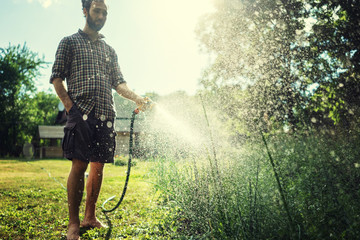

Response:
(87, 14), (105, 32)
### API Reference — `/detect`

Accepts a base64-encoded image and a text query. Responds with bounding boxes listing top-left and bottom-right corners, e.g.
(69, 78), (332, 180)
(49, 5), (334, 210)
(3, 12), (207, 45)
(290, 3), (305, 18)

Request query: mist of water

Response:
(137, 94), (229, 160)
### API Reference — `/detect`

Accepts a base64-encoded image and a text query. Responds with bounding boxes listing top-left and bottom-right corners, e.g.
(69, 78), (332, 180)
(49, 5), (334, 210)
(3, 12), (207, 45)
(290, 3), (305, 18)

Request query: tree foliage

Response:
(197, 0), (308, 133)
(303, 0), (360, 127)
(197, 0), (359, 134)
(0, 44), (58, 156)
(191, 1), (360, 237)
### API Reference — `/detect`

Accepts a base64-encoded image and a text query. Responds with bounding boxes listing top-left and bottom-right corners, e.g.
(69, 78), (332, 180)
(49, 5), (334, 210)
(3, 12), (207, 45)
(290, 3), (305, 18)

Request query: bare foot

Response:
(80, 218), (107, 229)
(67, 223), (80, 240)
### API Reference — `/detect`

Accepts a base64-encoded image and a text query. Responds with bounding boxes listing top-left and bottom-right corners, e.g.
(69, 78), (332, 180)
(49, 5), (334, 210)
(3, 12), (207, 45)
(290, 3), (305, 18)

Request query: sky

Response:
(0, 0), (215, 96)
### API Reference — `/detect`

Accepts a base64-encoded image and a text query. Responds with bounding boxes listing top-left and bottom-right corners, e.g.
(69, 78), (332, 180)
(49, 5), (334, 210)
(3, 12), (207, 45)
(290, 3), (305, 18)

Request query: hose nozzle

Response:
(134, 97), (155, 114)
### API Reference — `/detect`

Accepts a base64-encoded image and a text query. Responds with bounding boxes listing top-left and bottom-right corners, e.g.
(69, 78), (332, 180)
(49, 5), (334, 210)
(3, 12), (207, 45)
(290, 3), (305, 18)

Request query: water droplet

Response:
(311, 117), (317, 123)
(107, 121), (112, 128)
(100, 115), (106, 121)
(355, 163), (360, 168)
(97, 142), (100, 145)
(110, 133), (114, 137)
(96, 125), (99, 128)
(83, 114), (88, 121)
(330, 151), (335, 157)
(109, 148), (112, 152)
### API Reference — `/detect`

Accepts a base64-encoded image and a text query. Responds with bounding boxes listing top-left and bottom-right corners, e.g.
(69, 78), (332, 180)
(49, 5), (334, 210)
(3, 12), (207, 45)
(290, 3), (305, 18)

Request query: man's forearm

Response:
(52, 78), (73, 113)
(115, 83), (144, 106)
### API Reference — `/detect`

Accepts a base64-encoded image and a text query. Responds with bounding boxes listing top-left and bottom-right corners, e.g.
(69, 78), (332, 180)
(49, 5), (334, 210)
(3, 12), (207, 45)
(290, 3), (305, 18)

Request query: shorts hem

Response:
(65, 153), (114, 164)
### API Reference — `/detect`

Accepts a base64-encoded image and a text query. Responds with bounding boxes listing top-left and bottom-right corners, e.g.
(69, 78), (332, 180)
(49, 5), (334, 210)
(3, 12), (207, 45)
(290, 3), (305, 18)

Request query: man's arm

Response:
(52, 78), (73, 113)
(115, 83), (145, 107)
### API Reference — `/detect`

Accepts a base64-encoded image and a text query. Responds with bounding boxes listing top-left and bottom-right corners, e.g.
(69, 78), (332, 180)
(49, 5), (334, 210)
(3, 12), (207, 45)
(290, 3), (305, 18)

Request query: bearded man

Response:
(50, 1), (146, 239)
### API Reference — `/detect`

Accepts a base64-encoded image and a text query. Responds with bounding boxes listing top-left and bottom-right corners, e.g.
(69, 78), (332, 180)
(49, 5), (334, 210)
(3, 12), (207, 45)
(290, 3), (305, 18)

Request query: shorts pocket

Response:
(62, 122), (77, 155)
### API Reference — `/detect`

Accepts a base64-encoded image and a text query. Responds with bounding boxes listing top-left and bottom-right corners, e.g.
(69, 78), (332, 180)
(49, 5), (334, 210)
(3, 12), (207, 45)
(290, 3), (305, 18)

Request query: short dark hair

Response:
(82, 0), (105, 12)
(82, 0), (91, 11)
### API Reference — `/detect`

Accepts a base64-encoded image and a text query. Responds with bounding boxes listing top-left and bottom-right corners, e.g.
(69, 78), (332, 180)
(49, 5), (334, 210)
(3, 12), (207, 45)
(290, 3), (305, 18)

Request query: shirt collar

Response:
(78, 29), (105, 41)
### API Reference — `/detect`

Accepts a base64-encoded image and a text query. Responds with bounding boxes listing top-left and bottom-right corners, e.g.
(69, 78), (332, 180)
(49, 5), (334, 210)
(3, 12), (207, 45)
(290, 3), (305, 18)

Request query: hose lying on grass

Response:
(101, 110), (136, 213)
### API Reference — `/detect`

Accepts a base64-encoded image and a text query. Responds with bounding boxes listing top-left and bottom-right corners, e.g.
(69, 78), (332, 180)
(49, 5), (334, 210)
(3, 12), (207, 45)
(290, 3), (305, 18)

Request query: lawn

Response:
(0, 159), (177, 239)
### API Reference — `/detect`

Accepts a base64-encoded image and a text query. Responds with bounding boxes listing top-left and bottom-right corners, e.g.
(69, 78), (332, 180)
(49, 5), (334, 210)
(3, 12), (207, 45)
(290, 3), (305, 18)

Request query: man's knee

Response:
(71, 159), (89, 174)
(90, 162), (105, 175)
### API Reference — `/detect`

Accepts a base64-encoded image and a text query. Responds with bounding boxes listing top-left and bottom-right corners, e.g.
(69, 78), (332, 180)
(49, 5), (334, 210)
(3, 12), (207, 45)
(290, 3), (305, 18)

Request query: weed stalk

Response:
(199, 94), (220, 178)
(260, 131), (295, 237)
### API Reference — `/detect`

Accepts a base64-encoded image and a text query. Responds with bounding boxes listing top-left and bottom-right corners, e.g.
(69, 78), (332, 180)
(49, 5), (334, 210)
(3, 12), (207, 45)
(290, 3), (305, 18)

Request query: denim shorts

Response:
(62, 105), (116, 163)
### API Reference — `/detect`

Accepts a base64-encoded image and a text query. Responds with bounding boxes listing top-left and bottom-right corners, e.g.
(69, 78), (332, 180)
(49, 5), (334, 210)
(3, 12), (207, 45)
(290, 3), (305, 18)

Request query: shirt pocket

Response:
(99, 52), (112, 75)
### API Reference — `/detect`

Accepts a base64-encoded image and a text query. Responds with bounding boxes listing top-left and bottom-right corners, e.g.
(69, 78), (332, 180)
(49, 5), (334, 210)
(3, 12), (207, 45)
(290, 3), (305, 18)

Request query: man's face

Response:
(86, 1), (108, 32)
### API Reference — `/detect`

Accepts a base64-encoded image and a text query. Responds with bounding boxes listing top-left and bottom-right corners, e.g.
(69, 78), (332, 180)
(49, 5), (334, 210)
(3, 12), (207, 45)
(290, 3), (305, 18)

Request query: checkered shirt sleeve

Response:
(50, 37), (72, 82)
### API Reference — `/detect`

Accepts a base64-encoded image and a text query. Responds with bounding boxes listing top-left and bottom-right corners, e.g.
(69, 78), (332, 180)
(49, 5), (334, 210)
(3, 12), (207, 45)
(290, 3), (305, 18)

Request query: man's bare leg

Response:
(67, 159), (88, 240)
(81, 162), (106, 228)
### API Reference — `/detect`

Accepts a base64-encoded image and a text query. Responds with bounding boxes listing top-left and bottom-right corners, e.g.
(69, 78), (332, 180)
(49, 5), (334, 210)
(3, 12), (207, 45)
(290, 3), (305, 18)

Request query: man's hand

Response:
(135, 97), (146, 111)
(52, 78), (74, 113)
(136, 97), (153, 112)
(134, 96), (145, 106)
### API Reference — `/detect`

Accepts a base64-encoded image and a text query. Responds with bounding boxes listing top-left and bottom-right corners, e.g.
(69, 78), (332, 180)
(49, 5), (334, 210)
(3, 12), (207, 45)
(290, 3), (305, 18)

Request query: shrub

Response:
(114, 155), (137, 167)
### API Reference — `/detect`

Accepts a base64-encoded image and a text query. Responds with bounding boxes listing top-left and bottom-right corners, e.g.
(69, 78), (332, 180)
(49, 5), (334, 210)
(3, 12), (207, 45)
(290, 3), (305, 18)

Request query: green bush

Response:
(114, 155), (137, 167)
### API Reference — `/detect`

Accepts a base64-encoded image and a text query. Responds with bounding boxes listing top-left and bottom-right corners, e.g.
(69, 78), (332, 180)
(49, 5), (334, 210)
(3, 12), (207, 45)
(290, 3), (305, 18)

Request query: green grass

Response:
(151, 132), (360, 239)
(4, 132), (359, 239)
(0, 159), (177, 239)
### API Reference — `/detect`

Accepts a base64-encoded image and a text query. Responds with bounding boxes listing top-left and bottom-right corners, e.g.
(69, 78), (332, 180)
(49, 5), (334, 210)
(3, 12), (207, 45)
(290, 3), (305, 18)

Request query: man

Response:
(50, 1), (146, 239)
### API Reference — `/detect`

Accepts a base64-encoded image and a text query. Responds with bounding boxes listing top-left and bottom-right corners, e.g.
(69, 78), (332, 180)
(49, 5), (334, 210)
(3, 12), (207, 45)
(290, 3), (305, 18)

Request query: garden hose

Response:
(102, 98), (154, 213)
(101, 109), (137, 213)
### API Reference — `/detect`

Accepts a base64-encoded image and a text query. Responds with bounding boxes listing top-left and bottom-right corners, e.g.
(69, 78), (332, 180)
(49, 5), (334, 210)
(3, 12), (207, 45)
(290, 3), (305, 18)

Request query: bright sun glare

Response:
(151, 0), (215, 27)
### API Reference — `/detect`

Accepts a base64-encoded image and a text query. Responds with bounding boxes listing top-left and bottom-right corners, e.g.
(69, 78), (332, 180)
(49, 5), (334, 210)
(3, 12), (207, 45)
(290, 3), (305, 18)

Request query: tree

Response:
(197, 0), (359, 134)
(0, 43), (57, 156)
(197, 0), (308, 134)
(299, 0), (360, 127)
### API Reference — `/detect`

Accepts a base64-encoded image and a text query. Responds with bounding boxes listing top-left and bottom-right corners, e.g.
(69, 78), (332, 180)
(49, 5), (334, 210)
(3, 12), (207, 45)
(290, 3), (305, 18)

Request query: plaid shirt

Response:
(50, 29), (126, 120)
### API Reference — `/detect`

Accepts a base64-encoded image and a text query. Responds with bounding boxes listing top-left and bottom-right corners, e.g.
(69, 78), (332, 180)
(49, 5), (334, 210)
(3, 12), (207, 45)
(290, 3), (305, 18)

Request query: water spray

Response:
(102, 97), (155, 213)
